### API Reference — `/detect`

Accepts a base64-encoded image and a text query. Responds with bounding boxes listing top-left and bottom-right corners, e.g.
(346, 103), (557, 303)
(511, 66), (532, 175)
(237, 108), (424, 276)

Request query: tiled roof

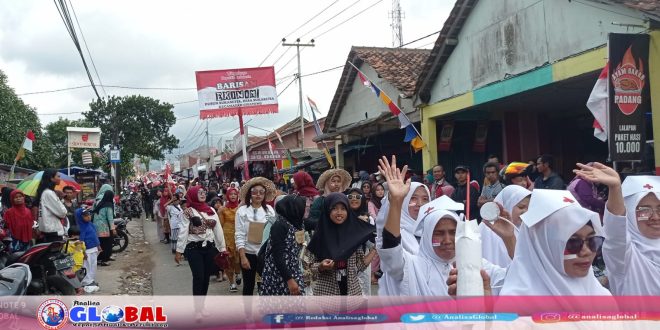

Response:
(610, 0), (660, 17)
(353, 47), (431, 96)
(325, 46), (430, 132)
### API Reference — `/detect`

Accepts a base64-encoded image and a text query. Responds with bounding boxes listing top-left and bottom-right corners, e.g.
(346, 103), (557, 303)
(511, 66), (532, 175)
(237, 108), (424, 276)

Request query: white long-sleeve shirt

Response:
(235, 204), (275, 255)
(167, 204), (184, 230)
(38, 189), (68, 236)
(176, 208), (226, 253)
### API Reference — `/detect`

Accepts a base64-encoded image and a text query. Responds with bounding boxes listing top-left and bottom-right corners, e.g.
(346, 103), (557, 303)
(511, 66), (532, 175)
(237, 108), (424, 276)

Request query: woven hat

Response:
(316, 168), (352, 192)
(240, 177), (276, 203)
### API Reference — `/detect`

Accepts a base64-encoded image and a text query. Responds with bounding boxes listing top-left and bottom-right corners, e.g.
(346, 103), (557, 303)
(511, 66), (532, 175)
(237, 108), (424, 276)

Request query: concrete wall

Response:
(336, 63), (414, 128)
(428, 0), (648, 104)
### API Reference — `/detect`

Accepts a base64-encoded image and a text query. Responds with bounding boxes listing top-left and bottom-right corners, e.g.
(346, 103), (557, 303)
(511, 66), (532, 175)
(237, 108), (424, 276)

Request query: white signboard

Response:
(67, 127), (101, 149)
(110, 150), (121, 163)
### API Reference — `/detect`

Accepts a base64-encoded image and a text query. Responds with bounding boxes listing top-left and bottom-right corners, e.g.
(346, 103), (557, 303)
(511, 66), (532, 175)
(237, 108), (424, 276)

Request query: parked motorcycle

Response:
(112, 217), (131, 253)
(0, 262), (32, 296)
(121, 190), (142, 219)
(0, 239), (83, 295)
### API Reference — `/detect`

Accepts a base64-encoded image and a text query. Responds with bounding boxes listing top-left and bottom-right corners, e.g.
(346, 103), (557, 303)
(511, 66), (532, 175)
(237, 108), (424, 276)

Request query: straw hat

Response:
(316, 168), (352, 192)
(240, 177), (276, 203)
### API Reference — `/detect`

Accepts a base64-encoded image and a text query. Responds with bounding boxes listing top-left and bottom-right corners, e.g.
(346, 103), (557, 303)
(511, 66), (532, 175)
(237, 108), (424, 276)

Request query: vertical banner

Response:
(472, 121), (489, 152)
(196, 67), (278, 119)
(608, 33), (650, 161)
(438, 121), (455, 152)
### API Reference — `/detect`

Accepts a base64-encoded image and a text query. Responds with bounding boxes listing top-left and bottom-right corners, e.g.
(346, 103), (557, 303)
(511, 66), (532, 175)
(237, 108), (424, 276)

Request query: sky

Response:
(0, 0), (452, 165)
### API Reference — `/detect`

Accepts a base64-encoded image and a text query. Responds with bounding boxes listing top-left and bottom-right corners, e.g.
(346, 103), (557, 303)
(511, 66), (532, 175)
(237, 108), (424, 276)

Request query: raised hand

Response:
(573, 162), (621, 188)
(377, 155), (410, 202)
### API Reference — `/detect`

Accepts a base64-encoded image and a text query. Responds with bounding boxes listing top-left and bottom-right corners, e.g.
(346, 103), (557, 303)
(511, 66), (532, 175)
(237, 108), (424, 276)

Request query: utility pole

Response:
(282, 38), (315, 149)
(205, 120), (210, 165)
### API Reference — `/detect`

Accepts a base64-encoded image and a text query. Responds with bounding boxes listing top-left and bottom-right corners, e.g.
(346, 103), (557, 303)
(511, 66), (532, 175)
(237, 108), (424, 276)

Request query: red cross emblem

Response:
(81, 133), (89, 142)
(644, 184), (653, 189)
(424, 207), (435, 215)
(563, 197), (575, 203)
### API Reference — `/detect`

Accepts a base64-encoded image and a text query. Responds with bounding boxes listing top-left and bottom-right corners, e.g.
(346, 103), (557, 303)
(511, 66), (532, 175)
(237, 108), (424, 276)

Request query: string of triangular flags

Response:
(347, 61), (426, 153)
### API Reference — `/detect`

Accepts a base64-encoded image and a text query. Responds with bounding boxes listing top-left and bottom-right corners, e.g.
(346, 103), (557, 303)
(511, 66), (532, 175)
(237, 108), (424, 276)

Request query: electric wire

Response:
(299, 0), (362, 39)
(314, 0), (384, 40)
(68, 0), (106, 96)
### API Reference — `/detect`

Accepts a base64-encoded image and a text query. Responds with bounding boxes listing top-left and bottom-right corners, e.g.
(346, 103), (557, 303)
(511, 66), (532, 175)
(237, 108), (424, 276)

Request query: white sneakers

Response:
(84, 285), (100, 293)
(229, 284), (238, 293)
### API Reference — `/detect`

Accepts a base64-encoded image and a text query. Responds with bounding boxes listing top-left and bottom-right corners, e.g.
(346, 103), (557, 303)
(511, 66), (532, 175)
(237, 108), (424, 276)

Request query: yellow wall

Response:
(650, 31), (660, 174)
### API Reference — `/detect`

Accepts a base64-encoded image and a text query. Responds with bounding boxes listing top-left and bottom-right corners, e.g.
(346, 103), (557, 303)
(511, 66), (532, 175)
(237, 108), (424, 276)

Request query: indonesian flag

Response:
(23, 130), (35, 151)
(587, 64), (608, 142)
(15, 130), (36, 161)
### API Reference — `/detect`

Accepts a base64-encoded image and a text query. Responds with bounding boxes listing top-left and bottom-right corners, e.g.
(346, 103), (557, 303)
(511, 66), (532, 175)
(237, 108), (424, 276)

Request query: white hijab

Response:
(375, 182), (429, 296)
(500, 204), (611, 296)
(398, 210), (459, 296)
(615, 176), (660, 294)
(375, 182), (429, 254)
(479, 185), (530, 267)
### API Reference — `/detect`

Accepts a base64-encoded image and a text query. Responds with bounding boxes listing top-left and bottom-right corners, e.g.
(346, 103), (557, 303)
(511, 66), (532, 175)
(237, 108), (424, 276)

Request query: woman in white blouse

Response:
(235, 177), (276, 296)
(175, 186), (226, 317)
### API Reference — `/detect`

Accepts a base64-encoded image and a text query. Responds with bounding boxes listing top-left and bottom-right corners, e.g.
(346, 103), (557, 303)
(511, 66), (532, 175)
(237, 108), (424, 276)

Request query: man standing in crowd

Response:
(534, 154), (565, 190)
(62, 185), (78, 234)
(430, 165), (454, 199)
(478, 162), (505, 207)
(142, 183), (153, 221)
(450, 165), (480, 220)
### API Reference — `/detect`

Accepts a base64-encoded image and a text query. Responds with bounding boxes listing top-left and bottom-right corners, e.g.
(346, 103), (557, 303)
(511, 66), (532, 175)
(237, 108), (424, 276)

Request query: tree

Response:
(43, 117), (105, 169)
(84, 95), (179, 177)
(0, 69), (53, 169)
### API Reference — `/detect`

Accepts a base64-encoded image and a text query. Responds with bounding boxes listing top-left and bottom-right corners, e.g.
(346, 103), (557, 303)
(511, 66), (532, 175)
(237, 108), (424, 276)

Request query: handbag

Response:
(214, 251), (231, 270)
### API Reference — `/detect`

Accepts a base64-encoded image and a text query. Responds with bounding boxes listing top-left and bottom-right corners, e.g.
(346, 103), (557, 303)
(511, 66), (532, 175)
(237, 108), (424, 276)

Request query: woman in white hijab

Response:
(574, 162), (660, 295)
(500, 188), (611, 296)
(376, 156), (507, 296)
(375, 181), (429, 255)
(479, 185), (531, 267)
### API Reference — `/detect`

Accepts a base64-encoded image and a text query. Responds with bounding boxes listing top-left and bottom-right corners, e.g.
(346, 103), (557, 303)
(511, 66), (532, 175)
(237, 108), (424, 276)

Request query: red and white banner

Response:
(587, 64), (609, 142)
(195, 67), (278, 119)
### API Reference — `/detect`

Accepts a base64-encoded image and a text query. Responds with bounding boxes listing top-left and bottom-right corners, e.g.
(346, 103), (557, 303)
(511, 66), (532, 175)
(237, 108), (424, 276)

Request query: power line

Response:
(314, 0), (384, 40)
(277, 77), (298, 97)
(301, 65), (343, 77)
(53, 0), (101, 99)
(259, 1), (340, 66)
(399, 29), (441, 48)
(17, 84), (197, 96)
(68, 0), (106, 96)
(300, 0), (362, 39)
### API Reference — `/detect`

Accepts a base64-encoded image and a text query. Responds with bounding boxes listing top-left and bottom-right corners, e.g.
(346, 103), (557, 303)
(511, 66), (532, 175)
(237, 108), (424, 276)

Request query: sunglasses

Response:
(635, 206), (660, 220)
(347, 194), (362, 200)
(564, 236), (604, 255)
(251, 189), (266, 196)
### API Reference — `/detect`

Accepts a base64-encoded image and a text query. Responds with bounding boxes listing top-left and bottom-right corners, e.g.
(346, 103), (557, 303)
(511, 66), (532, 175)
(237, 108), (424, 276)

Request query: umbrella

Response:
(16, 171), (82, 197)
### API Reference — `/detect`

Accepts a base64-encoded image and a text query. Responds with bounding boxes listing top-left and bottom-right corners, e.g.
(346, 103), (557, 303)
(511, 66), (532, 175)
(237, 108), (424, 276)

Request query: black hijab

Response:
(275, 194), (306, 229)
(307, 192), (375, 261)
(347, 188), (369, 219)
(93, 190), (115, 214)
(1, 187), (14, 210)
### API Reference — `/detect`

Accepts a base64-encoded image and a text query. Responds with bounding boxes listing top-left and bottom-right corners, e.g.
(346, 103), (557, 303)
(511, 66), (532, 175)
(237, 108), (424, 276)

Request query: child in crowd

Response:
(76, 207), (100, 293)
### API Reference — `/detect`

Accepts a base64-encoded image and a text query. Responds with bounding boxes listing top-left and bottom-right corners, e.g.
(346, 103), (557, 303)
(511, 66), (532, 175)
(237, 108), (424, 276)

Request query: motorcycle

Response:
(0, 239), (84, 295)
(112, 217), (131, 253)
(0, 262), (32, 296)
(120, 190), (142, 219)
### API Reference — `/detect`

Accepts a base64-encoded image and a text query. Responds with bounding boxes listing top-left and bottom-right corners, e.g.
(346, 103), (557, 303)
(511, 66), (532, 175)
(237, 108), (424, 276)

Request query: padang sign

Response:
(608, 33), (650, 161)
(67, 127), (102, 149)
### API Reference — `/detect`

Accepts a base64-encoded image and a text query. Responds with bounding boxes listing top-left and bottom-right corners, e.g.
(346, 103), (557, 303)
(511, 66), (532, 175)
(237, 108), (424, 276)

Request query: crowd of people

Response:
(2, 152), (658, 303)
(157, 152), (659, 303)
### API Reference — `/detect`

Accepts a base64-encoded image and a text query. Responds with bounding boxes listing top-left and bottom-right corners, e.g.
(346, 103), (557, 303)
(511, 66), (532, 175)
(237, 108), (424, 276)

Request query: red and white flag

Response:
(268, 137), (276, 158)
(23, 130), (36, 152)
(587, 64), (608, 142)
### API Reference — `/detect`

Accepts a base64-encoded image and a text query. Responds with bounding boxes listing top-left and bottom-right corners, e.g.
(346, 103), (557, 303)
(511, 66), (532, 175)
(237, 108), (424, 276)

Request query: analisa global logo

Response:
(37, 299), (68, 330)
(611, 45), (645, 115)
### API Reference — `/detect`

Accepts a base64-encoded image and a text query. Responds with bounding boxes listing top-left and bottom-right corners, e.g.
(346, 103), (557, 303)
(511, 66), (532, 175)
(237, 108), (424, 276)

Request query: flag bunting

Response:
(349, 61), (424, 152)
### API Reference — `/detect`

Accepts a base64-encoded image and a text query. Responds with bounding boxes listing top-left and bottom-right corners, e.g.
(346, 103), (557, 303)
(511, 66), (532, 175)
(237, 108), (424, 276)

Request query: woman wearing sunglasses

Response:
(235, 177), (276, 296)
(574, 163), (660, 295)
(500, 188), (610, 296)
(347, 188), (376, 295)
